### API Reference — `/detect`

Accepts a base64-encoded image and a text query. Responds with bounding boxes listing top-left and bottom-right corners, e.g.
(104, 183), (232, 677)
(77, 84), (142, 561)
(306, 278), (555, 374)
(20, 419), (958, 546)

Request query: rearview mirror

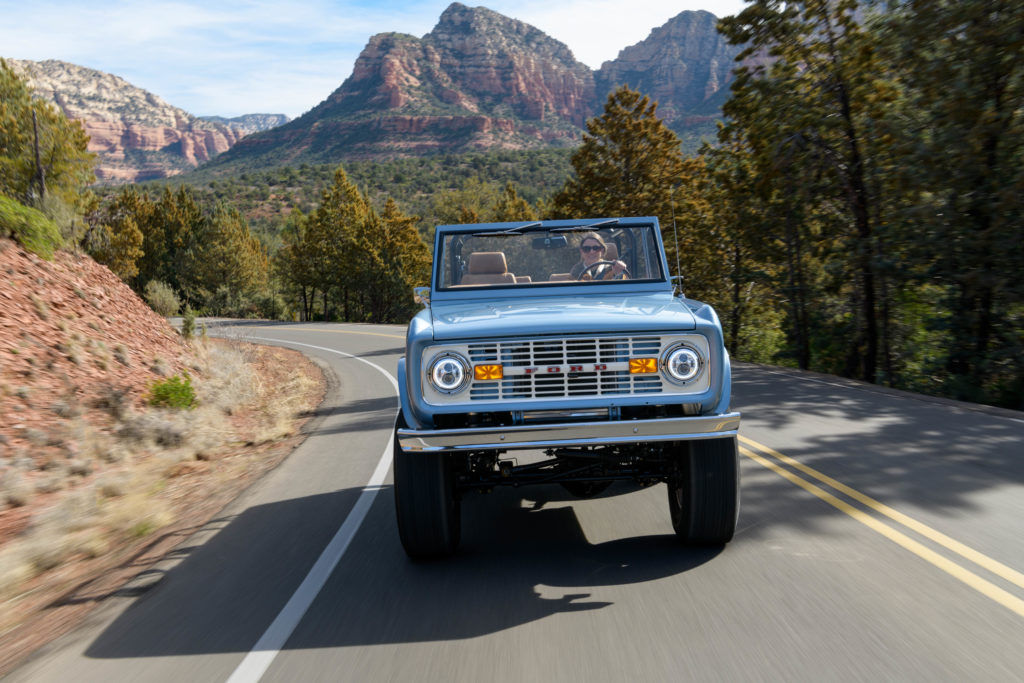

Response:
(532, 235), (568, 249)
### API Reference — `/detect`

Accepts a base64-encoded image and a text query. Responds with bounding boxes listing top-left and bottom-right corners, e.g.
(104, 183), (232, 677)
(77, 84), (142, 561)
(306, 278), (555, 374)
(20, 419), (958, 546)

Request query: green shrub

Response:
(0, 195), (62, 259)
(181, 306), (196, 339)
(148, 373), (197, 409)
(143, 280), (180, 317)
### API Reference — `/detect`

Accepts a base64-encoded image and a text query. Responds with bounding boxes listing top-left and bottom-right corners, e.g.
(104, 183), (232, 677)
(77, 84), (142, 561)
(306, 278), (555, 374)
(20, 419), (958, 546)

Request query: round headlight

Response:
(664, 346), (702, 383)
(429, 354), (469, 393)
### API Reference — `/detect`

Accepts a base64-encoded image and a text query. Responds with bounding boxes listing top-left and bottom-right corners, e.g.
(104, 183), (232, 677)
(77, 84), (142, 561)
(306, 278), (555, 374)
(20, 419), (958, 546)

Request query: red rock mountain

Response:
(596, 10), (746, 126)
(11, 4), (748, 177)
(7, 59), (287, 183)
(213, 4), (744, 170)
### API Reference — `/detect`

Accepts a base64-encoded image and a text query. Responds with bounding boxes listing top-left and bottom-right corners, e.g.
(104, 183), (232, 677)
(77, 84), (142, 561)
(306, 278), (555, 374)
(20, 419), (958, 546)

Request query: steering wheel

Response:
(578, 260), (629, 281)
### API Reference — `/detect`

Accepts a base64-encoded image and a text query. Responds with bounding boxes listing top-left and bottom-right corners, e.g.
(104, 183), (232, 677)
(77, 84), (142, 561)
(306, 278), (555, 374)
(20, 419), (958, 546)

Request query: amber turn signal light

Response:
(629, 358), (658, 374)
(474, 364), (504, 380)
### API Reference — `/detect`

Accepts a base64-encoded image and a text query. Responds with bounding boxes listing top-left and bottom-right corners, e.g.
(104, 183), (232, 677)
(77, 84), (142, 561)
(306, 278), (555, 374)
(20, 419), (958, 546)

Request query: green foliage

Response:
(552, 86), (684, 228)
(276, 168), (431, 323)
(0, 194), (61, 259)
(149, 149), (573, 238)
(719, 0), (900, 383)
(0, 59), (95, 238)
(432, 179), (539, 228)
(83, 191), (144, 279)
(702, 0), (1023, 408)
(143, 280), (180, 317)
(181, 307), (196, 339)
(148, 373), (197, 409)
(877, 0), (1024, 405)
(190, 205), (269, 313)
(96, 184), (271, 315)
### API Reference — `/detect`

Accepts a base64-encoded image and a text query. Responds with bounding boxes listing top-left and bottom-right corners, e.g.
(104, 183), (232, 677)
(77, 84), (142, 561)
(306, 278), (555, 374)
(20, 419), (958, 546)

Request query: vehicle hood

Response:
(429, 291), (696, 341)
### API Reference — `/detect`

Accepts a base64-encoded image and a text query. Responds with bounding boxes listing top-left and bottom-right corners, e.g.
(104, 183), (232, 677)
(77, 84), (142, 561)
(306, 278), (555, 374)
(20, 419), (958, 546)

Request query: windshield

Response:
(436, 224), (665, 290)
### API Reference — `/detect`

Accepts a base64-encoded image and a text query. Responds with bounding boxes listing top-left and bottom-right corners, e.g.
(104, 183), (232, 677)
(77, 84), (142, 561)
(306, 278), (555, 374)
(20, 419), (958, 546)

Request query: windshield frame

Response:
(430, 217), (673, 300)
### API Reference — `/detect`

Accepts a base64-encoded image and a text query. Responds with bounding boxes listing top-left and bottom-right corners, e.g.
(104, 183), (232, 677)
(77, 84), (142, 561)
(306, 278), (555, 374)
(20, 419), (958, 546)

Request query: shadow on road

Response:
(731, 366), (1024, 540)
(84, 484), (717, 659)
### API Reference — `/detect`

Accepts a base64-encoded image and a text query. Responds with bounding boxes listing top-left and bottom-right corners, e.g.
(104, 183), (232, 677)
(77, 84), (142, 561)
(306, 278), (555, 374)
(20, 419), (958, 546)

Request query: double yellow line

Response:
(739, 435), (1024, 618)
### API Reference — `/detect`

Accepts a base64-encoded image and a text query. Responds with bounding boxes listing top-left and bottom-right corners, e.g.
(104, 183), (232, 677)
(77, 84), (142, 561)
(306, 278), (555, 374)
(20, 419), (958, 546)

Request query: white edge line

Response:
(225, 337), (398, 683)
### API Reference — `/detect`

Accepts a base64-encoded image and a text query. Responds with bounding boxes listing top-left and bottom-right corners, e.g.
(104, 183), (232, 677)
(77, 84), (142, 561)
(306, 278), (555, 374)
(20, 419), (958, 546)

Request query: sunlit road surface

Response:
(8, 322), (1024, 682)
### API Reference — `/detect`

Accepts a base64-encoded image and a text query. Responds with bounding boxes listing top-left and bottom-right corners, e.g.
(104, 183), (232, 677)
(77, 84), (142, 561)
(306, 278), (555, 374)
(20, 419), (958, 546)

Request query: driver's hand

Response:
(600, 260), (627, 280)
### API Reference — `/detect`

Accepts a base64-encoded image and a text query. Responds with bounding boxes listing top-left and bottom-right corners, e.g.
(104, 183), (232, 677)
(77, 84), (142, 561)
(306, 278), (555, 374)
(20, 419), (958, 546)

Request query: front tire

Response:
(393, 415), (460, 559)
(667, 437), (739, 545)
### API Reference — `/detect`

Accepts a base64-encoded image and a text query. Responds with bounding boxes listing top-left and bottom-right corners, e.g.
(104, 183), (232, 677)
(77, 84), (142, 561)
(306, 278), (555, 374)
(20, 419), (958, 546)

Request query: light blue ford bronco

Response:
(394, 217), (740, 558)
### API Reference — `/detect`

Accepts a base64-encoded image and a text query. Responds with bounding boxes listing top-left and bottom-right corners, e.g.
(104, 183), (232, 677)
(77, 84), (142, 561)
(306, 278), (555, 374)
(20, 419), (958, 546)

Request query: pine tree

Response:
(551, 86), (684, 227)
(719, 0), (898, 383)
(0, 59), (94, 247)
(881, 0), (1024, 404)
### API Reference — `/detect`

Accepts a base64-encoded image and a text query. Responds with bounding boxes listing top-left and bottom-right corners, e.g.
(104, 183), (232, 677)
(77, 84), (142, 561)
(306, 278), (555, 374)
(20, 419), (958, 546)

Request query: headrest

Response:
(468, 252), (508, 274)
(604, 243), (618, 260)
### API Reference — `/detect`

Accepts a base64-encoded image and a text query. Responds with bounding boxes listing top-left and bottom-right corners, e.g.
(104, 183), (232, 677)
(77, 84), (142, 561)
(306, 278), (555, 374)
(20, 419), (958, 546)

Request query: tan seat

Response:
(460, 252), (516, 285)
(604, 243), (619, 261)
(515, 275), (533, 284)
(548, 273), (573, 281)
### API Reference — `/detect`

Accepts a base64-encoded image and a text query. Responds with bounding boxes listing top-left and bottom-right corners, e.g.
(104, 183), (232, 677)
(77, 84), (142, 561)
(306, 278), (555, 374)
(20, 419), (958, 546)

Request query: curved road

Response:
(8, 322), (1024, 681)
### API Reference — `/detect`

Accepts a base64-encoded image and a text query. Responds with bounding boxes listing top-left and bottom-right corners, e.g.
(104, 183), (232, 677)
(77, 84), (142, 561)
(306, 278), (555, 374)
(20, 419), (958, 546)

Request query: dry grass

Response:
(0, 338), (323, 620)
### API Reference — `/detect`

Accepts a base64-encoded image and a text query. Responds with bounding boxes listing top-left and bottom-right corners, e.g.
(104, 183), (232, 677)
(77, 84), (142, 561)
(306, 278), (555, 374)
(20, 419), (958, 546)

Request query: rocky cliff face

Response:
(199, 114), (291, 134)
(8, 59), (287, 183)
(596, 10), (745, 126)
(218, 3), (596, 166)
(213, 4), (746, 171)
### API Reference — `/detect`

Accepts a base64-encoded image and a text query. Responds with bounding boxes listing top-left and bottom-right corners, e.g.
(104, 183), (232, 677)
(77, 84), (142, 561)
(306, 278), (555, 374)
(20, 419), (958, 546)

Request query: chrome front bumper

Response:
(397, 412), (740, 452)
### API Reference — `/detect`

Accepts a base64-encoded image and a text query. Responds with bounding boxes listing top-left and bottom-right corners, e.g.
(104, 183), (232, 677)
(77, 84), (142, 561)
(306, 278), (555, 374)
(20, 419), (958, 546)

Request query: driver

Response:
(570, 232), (627, 280)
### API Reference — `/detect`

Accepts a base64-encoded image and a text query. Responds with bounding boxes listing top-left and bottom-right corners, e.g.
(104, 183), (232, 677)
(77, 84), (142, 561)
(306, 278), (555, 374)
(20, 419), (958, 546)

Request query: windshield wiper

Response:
(470, 221), (544, 237)
(550, 219), (620, 233)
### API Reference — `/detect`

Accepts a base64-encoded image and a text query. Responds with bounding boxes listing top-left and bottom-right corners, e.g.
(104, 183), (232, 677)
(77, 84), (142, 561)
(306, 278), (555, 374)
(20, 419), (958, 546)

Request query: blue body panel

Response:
(398, 218), (733, 430)
(430, 291), (696, 341)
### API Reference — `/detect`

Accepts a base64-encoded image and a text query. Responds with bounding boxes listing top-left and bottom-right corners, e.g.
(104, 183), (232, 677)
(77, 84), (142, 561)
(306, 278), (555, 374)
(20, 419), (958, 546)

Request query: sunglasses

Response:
(580, 244), (604, 252)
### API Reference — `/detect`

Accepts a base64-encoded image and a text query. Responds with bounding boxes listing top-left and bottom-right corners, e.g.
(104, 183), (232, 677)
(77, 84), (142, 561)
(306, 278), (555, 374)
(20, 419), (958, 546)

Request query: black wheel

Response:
(667, 437), (739, 545)
(393, 415), (460, 559)
(560, 480), (613, 498)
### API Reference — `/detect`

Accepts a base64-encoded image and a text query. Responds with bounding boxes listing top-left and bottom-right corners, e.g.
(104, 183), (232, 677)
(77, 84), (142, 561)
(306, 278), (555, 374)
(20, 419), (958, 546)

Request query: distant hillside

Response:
(203, 3), (743, 174)
(6, 59), (287, 183)
(198, 114), (290, 134)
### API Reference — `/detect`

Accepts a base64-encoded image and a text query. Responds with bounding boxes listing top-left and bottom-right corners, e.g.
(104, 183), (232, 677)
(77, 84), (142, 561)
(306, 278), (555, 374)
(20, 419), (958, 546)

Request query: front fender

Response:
(396, 357), (424, 430)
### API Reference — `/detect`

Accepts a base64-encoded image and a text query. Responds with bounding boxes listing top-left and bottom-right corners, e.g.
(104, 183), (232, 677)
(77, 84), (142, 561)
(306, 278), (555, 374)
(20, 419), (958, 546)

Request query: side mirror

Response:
(413, 286), (430, 307)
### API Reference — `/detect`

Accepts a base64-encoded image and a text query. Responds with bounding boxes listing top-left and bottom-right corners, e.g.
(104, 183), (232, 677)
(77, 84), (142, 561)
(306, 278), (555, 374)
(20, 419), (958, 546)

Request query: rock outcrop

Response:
(7, 59), (287, 183)
(216, 3), (597, 166)
(596, 10), (746, 126)
(212, 4), (747, 171)
(13, 4), (754, 176)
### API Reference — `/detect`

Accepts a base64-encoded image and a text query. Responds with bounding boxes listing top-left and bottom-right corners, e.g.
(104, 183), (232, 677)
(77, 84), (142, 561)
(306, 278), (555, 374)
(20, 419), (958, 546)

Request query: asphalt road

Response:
(8, 321), (1024, 682)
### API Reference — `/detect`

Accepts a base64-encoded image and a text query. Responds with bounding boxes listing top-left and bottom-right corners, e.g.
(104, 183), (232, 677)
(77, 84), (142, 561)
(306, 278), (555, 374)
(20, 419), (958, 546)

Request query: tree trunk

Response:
(32, 110), (46, 201)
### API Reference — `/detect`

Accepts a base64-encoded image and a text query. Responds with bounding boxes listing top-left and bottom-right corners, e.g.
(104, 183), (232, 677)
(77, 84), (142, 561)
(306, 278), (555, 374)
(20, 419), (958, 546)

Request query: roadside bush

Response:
(143, 280), (180, 317)
(0, 195), (62, 259)
(148, 373), (197, 409)
(181, 306), (196, 339)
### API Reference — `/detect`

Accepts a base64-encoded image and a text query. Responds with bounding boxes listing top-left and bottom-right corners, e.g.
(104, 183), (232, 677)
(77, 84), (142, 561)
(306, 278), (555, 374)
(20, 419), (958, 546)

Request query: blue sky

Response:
(1, 0), (748, 119)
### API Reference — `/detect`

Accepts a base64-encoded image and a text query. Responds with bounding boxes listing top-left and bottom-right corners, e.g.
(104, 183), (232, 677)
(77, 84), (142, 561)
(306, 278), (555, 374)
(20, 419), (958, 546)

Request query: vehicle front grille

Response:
(466, 336), (664, 401)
